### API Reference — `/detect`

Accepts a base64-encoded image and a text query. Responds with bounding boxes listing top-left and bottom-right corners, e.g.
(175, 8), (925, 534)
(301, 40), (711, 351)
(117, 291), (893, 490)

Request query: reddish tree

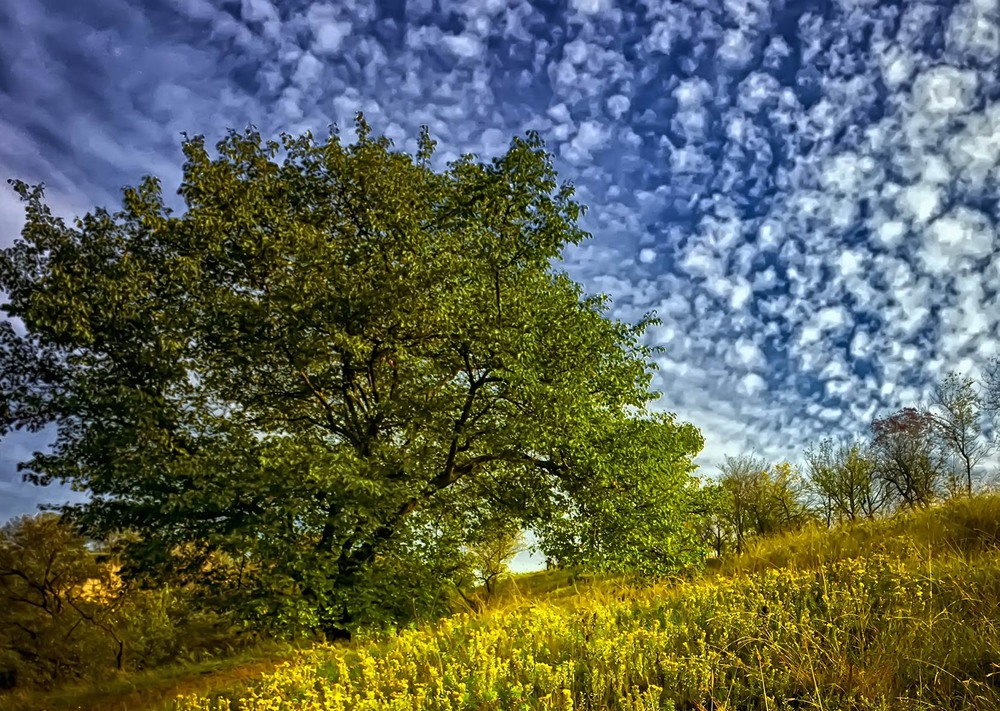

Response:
(871, 408), (944, 508)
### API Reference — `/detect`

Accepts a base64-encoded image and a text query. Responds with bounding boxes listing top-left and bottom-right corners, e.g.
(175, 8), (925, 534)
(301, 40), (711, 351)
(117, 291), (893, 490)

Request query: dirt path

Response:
(5, 654), (292, 711)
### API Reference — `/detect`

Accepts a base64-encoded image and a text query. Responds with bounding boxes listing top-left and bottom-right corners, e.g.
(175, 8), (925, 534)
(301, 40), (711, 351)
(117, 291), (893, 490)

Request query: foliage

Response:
(534, 414), (704, 577)
(804, 437), (886, 523)
(0, 515), (253, 691)
(690, 480), (730, 558)
(0, 118), (703, 636)
(173, 494), (1000, 711)
(714, 455), (809, 554)
(0, 515), (124, 687)
(465, 520), (526, 601)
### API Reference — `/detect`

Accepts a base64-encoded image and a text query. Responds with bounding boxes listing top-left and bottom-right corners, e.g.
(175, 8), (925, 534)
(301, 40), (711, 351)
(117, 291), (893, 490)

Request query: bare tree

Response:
(929, 373), (991, 496)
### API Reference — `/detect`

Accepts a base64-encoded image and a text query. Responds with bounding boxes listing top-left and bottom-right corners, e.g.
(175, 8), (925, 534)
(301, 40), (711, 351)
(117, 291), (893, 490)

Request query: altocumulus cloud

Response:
(2, 0), (1000, 520)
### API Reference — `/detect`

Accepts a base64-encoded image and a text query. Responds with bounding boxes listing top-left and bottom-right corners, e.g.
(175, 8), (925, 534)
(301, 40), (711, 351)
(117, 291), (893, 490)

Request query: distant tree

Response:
(691, 480), (732, 558)
(0, 118), (704, 637)
(717, 455), (807, 553)
(765, 461), (811, 531)
(929, 373), (991, 496)
(717, 454), (763, 554)
(871, 408), (944, 508)
(804, 438), (886, 523)
(466, 521), (526, 600)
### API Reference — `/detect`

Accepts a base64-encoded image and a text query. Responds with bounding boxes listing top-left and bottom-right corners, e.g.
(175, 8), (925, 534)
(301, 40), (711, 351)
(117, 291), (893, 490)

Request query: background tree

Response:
(716, 455), (807, 553)
(871, 408), (944, 508)
(929, 373), (991, 496)
(805, 437), (885, 523)
(691, 480), (732, 558)
(0, 118), (704, 637)
(464, 519), (526, 603)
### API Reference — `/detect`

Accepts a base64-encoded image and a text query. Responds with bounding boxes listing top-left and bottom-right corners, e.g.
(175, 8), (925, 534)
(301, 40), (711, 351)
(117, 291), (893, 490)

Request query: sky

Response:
(2, 0), (1000, 535)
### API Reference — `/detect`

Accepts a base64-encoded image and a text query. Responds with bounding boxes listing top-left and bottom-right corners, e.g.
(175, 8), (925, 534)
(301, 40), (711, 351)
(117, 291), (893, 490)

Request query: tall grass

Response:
(716, 493), (1000, 576)
(174, 494), (1000, 710)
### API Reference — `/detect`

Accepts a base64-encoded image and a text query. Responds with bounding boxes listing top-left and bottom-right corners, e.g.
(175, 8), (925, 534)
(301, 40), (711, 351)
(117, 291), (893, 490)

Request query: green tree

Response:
(805, 438), (886, 524)
(690, 480), (732, 558)
(533, 415), (705, 577)
(0, 118), (703, 637)
(463, 519), (526, 604)
(717, 455), (808, 553)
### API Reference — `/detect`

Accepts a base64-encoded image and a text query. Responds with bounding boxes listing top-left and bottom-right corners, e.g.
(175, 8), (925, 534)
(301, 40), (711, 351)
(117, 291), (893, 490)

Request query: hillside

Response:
(164, 495), (1000, 711)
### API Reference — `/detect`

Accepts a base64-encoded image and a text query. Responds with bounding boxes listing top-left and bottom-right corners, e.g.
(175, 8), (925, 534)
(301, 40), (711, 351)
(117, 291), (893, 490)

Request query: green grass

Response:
(173, 493), (1000, 710)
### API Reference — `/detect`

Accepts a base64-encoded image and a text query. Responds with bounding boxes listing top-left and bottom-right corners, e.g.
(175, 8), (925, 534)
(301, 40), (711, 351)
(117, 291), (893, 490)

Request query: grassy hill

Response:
(163, 494), (1000, 711)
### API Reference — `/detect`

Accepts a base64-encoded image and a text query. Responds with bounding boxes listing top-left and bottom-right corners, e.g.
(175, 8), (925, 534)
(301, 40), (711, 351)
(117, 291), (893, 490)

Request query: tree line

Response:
(698, 368), (1000, 556)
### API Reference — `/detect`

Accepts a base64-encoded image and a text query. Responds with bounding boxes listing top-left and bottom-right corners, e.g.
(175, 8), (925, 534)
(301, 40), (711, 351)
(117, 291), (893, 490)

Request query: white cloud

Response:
(442, 33), (483, 59)
(740, 372), (767, 396)
(309, 7), (352, 55)
(878, 43), (917, 88)
(718, 29), (754, 68)
(607, 94), (630, 119)
(733, 336), (764, 368)
(292, 52), (323, 87)
(911, 66), (979, 115)
(897, 183), (943, 224)
(947, 1), (1000, 64)
(569, 0), (611, 15)
(561, 120), (609, 164)
(922, 206), (996, 273)
(730, 281), (752, 310)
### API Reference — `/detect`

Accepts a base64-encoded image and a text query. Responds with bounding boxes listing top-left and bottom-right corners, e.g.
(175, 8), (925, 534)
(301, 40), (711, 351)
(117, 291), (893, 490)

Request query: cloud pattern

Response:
(2, 0), (1000, 520)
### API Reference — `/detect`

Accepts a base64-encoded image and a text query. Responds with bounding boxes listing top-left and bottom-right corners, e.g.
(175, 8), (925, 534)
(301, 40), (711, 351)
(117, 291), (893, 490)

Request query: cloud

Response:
(569, 0), (612, 15)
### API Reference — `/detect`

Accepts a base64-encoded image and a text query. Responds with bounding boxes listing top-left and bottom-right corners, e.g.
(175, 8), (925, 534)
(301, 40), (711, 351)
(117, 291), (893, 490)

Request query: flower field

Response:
(174, 508), (1000, 711)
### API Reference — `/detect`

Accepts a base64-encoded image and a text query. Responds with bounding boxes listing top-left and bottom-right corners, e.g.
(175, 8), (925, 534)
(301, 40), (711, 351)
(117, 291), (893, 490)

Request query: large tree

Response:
(0, 119), (702, 635)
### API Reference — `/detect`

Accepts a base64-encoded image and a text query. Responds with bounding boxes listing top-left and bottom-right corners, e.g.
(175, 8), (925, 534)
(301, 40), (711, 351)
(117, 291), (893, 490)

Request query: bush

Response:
(0, 515), (124, 687)
(0, 515), (251, 690)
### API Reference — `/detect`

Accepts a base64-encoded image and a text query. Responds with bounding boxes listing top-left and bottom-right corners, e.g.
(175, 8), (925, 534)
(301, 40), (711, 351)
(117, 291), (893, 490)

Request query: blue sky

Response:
(2, 0), (1000, 527)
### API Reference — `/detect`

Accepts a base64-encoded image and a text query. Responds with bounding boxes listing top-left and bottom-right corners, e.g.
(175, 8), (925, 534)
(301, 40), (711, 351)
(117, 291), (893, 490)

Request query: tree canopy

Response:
(0, 118), (703, 636)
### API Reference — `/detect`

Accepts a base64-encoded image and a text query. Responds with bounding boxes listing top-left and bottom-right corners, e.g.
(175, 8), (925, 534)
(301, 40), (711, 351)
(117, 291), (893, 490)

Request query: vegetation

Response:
(0, 117), (703, 642)
(170, 494), (1000, 711)
(0, 514), (258, 691)
(4, 119), (1000, 707)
